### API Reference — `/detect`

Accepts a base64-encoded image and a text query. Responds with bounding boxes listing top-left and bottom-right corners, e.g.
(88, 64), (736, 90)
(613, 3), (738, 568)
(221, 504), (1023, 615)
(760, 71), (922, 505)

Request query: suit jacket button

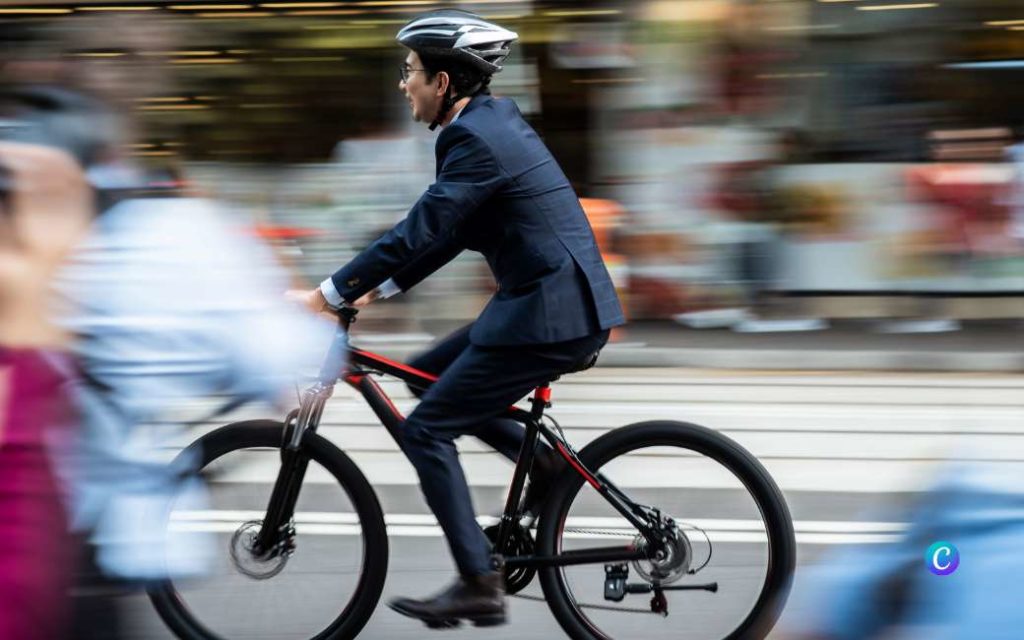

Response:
(347, 277), (360, 287)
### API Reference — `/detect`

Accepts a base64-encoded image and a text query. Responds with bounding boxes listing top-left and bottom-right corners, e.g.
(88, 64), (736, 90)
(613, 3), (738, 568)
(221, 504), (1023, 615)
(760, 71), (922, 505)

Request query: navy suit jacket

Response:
(331, 94), (625, 346)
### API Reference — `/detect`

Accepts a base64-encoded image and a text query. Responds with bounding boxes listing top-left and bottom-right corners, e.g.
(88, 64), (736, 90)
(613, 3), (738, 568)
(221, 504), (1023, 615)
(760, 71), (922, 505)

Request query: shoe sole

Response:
(388, 602), (506, 629)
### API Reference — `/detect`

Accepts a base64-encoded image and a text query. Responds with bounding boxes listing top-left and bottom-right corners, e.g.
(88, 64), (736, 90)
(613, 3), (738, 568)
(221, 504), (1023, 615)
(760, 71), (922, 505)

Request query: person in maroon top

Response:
(0, 351), (77, 640)
(0, 142), (93, 639)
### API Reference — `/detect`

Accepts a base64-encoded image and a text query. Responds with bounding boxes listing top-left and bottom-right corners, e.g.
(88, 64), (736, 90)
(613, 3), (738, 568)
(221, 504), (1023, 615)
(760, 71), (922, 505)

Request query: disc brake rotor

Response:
(229, 520), (291, 580)
(632, 527), (692, 585)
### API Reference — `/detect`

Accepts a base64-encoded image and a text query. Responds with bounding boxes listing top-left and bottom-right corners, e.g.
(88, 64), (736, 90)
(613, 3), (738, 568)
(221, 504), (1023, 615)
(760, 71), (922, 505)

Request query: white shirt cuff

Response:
(319, 278), (345, 307)
(377, 278), (402, 299)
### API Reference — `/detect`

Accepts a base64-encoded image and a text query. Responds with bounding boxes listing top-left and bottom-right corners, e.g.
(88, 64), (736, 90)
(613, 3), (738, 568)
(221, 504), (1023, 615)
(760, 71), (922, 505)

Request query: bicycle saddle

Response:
(547, 349), (601, 384)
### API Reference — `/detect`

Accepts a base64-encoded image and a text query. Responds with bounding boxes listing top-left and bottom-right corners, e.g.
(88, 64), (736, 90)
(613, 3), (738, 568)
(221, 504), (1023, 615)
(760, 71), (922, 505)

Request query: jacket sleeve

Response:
(390, 232), (465, 293)
(329, 126), (505, 303)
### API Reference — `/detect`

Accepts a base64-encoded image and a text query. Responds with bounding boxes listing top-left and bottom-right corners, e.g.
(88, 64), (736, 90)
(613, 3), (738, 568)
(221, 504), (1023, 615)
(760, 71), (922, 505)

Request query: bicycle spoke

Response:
(150, 422), (387, 640)
(538, 422), (794, 640)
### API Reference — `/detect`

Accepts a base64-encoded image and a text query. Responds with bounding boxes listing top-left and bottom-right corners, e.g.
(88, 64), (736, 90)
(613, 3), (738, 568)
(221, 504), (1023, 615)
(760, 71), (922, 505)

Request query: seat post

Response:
(530, 383), (552, 418)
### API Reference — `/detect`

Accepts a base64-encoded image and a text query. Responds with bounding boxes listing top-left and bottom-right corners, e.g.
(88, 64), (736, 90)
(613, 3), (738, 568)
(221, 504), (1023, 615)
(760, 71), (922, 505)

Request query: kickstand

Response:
(651, 586), (668, 617)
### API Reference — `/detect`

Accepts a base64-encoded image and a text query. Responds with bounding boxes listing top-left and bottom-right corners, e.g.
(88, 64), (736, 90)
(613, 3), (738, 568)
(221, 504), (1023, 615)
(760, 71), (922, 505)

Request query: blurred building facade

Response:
(2, 0), (1022, 324)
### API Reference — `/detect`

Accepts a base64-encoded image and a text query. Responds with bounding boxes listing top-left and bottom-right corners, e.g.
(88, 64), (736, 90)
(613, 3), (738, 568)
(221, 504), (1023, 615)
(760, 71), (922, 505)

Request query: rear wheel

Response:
(537, 421), (796, 640)
(148, 420), (389, 640)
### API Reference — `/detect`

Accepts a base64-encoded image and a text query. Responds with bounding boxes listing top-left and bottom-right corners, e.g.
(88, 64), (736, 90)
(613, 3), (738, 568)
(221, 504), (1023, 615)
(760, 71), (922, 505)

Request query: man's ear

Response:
(435, 71), (450, 96)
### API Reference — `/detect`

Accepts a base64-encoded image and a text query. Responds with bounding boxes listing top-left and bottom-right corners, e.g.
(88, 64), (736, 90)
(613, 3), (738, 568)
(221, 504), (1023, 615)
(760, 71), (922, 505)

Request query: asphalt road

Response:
(105, 367), (1024, 639)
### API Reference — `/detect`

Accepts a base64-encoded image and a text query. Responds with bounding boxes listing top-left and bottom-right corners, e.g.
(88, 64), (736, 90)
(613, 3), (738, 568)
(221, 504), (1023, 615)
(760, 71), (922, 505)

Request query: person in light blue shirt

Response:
(56, 190), (333, 581)
(0, 13), (336, 585)
(784, 459), (1024, 640)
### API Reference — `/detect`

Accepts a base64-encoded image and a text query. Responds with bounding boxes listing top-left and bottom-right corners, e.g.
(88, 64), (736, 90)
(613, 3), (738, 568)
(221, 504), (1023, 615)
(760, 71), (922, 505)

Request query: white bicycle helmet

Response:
(396, 9), (518, 76)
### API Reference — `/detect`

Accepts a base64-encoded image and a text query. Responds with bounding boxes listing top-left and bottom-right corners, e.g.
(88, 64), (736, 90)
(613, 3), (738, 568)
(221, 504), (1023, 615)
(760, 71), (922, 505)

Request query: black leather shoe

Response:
(388, 572), (506, 628)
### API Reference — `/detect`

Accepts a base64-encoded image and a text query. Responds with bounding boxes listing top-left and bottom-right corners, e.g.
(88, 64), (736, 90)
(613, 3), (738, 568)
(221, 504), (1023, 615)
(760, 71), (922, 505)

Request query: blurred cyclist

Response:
(1, 15), (333, 638)
(289, 10), (625, 628)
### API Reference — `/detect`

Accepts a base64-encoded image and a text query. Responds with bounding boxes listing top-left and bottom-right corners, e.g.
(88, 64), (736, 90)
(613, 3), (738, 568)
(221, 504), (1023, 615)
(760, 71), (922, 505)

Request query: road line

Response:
(168, 510), (905, 545)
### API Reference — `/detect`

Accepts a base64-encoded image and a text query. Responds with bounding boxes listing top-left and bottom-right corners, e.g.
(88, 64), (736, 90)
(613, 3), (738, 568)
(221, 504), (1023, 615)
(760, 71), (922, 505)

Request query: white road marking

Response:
(168, 510), (905, 545)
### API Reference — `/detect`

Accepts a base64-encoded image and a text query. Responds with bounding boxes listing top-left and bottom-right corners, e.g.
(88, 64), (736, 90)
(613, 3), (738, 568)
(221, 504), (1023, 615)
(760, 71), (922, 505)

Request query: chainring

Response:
(483, 523), (536, 594)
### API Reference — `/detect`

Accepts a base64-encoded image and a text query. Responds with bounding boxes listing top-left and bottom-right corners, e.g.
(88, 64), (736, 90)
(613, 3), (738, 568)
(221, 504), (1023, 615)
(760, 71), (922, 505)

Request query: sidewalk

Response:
(351, 318), (1024, 373)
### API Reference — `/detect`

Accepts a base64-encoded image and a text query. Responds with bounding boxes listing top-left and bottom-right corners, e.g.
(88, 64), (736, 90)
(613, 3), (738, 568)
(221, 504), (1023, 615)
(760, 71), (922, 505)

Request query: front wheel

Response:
(148, 420), (389, 640)
(537, 421), (796, 640)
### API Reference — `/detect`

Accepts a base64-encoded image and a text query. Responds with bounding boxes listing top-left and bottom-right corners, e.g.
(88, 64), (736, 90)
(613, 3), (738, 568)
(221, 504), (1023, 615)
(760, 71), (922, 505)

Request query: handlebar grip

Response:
(328, 305), (358, 328)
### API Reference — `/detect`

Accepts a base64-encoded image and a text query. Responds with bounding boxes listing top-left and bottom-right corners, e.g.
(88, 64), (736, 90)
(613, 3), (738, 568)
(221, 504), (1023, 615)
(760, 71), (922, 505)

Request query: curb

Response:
(365, 346), (1024, 373)
(595, 348), (1024, 373)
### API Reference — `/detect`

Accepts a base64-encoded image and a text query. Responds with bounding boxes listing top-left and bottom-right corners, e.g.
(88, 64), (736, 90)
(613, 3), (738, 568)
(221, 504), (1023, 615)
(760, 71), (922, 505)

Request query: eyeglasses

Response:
(399, 64), (426, 83)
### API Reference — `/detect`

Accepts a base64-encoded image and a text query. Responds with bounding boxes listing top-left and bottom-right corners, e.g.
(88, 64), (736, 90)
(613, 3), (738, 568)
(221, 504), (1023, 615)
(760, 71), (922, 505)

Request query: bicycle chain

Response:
(561, 526), (635, 538)
(514, 526), (659, 616)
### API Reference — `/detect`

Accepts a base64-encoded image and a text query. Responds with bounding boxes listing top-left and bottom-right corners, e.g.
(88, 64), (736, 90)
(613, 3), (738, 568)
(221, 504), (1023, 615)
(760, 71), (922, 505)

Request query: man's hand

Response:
(285, 286), (379, 313)
(353, 289), (379, 307)
(285, 288), (329, 314)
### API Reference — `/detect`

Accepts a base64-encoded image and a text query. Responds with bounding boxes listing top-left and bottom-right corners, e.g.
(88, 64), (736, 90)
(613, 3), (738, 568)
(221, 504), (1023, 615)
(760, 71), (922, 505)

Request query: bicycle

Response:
(148, 307), (796, 640)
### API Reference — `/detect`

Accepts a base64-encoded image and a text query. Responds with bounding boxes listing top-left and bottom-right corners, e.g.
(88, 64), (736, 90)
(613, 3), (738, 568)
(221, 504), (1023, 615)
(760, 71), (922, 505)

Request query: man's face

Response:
(399, 51), (443, 124)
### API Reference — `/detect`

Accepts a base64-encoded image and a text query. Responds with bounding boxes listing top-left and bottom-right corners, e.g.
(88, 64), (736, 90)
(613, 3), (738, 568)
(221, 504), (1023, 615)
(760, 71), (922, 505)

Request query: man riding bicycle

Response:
(292, 10), (624, 628)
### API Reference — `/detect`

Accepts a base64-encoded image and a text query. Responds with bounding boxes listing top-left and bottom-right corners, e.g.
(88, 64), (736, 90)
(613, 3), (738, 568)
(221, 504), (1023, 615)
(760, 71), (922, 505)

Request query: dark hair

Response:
(417, 52), (492, 97)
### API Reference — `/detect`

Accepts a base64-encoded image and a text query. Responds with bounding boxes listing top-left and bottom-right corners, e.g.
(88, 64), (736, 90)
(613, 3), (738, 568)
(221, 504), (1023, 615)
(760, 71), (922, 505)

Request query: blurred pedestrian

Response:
(4, 14), (333, 638)
(1006, 127), (1024, 244)
(783, 458), (1024, 640)
(0, 142), (92, 640)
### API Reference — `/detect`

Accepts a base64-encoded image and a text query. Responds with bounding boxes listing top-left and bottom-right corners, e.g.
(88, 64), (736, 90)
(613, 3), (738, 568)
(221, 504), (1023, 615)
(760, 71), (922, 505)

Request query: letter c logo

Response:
(927, 541), (959, 576)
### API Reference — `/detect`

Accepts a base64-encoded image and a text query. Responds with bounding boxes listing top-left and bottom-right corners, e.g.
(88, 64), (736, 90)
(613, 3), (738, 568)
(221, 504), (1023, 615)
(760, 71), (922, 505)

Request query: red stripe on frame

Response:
(557, 442), (600, 489)
(366, 375), (406, 421)
(356, 350), (440, 382)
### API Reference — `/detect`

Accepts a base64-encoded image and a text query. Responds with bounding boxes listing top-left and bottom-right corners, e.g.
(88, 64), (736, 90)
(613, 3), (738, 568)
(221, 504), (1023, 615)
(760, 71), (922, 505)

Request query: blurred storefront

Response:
(589, 0), (1024, 320)
(1, 0), (1022, 323)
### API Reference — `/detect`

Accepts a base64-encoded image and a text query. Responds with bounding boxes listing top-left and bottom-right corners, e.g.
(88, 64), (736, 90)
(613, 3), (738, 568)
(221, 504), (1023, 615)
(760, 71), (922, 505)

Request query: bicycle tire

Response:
(536, 420), (796, 640)
(147, 420), (389, 640)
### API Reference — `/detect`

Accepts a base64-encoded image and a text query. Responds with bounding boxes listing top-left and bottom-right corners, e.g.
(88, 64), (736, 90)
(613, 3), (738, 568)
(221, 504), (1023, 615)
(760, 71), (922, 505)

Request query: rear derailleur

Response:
(603, 562), (718, 616)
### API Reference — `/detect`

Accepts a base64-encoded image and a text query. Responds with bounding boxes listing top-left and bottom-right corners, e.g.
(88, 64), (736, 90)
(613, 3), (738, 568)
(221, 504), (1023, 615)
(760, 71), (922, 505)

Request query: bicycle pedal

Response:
(424, 618), (460, 629)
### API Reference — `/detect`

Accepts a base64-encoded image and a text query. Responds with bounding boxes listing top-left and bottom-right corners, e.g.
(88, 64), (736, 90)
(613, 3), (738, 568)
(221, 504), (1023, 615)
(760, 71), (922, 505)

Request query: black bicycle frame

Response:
(255, 309), (661, 567)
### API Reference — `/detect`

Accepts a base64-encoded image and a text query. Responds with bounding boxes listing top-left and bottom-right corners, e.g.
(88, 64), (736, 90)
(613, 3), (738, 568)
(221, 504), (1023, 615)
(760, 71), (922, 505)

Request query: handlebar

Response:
(316, 305), (358, 385)
(331, 304), (359, 331)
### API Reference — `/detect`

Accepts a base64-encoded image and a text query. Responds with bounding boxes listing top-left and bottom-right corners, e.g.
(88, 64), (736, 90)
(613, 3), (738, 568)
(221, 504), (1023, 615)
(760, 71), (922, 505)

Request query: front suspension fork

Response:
(253, 383), (332, 555)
